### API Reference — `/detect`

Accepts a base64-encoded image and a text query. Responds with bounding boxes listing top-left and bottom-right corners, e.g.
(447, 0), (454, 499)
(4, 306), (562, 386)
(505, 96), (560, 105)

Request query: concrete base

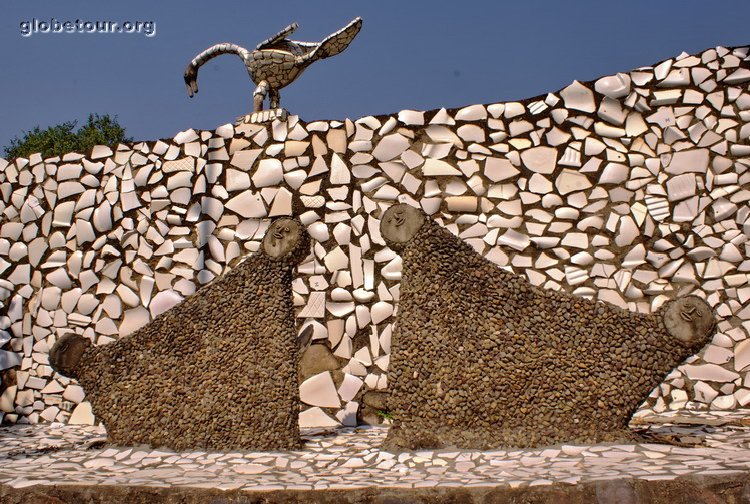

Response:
(3, 422), (750, 503)
(2, 474), (750, 504)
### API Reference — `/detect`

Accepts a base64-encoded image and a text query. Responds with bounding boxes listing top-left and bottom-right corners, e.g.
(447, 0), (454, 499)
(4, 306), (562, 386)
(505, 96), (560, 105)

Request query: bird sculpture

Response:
(184, 17), (363, 114)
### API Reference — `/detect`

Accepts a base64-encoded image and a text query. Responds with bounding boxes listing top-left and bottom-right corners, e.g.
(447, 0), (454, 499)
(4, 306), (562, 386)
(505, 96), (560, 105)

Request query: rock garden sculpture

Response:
(184, 17), (362, 121)
(380, 204), (715, 451)
(49, 218), (311, 451)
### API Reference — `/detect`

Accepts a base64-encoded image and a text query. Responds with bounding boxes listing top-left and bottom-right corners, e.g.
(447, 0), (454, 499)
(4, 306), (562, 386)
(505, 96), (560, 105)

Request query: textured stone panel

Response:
(382, 205), (714, 450)
(48, 218), (310, 451)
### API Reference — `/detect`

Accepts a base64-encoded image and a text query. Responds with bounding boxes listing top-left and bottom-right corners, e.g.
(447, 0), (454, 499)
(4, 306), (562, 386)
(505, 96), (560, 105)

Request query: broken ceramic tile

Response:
(520, 147), (557, 174)
(560, 81), (595, 112)
(299, 371), (340, 408)
(594, 73), (631, 99)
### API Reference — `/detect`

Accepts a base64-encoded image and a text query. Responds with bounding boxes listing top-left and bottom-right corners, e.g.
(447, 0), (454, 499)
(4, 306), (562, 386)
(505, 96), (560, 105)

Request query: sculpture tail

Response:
(308, 17), (363, 63)
(184, 43), (250, 97)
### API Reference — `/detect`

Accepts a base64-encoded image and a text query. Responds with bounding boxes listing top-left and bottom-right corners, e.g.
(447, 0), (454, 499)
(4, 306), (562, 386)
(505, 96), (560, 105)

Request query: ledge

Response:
(2, 422), (750, 503)
(2, 474), (750, 504)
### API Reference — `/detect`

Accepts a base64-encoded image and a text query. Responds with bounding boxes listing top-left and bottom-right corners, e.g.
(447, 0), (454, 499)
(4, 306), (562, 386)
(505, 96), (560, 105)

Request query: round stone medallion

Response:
(262, 218), (301, 258)
(662, 296), (715, 345)
(381, 204), (425, 245)
(49, 334), (91, 378)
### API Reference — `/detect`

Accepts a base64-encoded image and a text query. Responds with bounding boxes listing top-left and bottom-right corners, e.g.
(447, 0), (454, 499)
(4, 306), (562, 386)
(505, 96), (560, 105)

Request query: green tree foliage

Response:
(3, 114), (132, 160)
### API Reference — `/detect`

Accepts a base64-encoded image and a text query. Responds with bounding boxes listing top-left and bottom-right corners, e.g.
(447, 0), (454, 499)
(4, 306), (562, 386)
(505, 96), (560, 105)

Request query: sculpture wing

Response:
(256, 22), (299, 50)
(308, 17), (363, 62)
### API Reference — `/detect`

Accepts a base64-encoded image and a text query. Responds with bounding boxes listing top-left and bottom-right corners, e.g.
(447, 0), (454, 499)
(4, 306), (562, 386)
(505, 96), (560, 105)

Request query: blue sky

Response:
(2, 1), (749, 151)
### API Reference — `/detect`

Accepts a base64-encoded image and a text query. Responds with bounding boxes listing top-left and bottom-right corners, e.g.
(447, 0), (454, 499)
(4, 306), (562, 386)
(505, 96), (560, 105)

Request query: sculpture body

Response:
(184, 18), (362, 113)
(380, 205), (715, 451)
(49, 218), (310, 451)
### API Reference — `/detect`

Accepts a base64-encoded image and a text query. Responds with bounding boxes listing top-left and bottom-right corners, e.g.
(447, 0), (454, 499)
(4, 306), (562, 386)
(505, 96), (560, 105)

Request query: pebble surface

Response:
(383, 215), (714, 450)
(48, 219), (311, 451)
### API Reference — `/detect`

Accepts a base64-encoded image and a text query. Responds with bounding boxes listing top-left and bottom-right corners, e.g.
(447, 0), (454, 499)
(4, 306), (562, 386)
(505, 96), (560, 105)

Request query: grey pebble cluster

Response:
(383, 209), (714, 450)
(48, 219), (310, 451)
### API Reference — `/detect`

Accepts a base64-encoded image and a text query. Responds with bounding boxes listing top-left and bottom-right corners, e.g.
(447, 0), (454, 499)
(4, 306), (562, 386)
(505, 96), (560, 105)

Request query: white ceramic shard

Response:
(173, 129), (199, 144)
(149, 290), (183, 318)
(372, 134), (410, 162)
(455, 104), (487, 121)
(555, 169), (592, 195)
(665, 149), (709, 175)
(225, 169), (251, 191)
(446, 196), (478, 212)
(324, 247), (349, 272)
(422, 159), (461, 176)
(63, 385), (86, 403)
(683, 364), (739, 382)
(118, 306), (151, 337)
(520, 147), (557, 174)
(665, 174), (696, 202)
(225, 190), (266, 218)
(230, 149), (262, 170)
(734, 339), (750, 372)
(46, 268), (72, 289)
(498, 229), (530, 251)
(615, 216), (639, 247)
(329, 153), (350, 184)
(377, 256), (400, 282)
(651, 89), (682, 106)
(594, 73), (631, 99)
(693, 381), (719, 404)
(457, 124), (485, 143)
(0, 350), (21, 371)
(724, 68), (750, 84)
(336, 401), (359, 427)
(90, 145), (113, 159)
(429, 108), (454, 125)
(503, 102), (524, 118)
(528, 173), (553, 194)
(327, 301), (355, 318)
(299, 371), (340, 408)
(92, 201), (112, 232)
(298, 291), (326, 318)
(598, 97), (626, 125)
(269, 188), (293, 216)
(712, 394), (738, 410)
(299, 407), (340, 428)
(625, 113), (648, 137)
(251, 158), (283, 187)
(68, 401), (95, 425)
(560, 81), (595, 112)
(484, 157), (519, 182)
(702, 345), (733, 365)
(673, 196), (699, 223)
(398, 110), (424, 126)
(338, 374), (364, 402)
(370, 301), (394, 325)
(598, 163), (629, 184)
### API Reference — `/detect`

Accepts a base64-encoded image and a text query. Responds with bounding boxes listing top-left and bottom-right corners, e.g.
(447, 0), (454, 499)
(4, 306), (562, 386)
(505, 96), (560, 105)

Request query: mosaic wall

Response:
(1, 44), (749, 428)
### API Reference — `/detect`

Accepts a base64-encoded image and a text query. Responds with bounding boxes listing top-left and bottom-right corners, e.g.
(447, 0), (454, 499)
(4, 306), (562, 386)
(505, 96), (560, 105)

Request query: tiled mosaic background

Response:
(1, 45), (749, 428)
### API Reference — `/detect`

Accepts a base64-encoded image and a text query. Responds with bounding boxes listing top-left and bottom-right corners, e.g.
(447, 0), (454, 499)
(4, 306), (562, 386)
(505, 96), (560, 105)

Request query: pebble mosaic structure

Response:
(1, 44), (750, 430)
(381, 204), (715, 450)
(45, 218), (310, 451)
(185, 17), (363, 113)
